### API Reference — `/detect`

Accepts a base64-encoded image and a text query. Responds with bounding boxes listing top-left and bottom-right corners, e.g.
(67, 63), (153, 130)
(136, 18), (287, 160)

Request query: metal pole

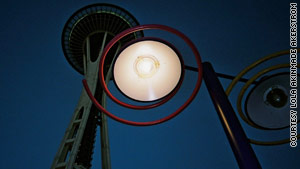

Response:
(184, 65), (258, 84)
(202, 62), (262, 169)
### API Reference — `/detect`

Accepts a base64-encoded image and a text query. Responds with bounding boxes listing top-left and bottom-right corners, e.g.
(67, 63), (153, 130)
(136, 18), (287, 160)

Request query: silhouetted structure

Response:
(51, 4), (142, 169)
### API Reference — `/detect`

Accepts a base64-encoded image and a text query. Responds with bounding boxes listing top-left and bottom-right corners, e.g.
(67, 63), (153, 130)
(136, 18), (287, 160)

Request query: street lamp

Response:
(83, 24), (202, 126)
(113, 38), (183, 102)
(82, 24), (261, 169)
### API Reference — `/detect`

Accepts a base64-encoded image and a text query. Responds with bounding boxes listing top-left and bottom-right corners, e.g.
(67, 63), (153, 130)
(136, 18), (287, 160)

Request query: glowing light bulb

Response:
(134, 55), (159, 78)
(113, 39), (182, 101)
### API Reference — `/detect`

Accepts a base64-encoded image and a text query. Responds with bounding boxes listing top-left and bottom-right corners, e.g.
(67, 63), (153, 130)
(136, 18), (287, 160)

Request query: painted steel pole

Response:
(202, 62), (262, 169)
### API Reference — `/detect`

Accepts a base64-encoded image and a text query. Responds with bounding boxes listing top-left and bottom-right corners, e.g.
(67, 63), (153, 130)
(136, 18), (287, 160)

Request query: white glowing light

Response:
(113, 40), (182, 101)
(134, 55), (159, 78)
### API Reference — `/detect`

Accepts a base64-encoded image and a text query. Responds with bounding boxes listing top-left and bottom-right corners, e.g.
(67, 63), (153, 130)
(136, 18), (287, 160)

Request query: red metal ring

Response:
(83, 24), (203, 126)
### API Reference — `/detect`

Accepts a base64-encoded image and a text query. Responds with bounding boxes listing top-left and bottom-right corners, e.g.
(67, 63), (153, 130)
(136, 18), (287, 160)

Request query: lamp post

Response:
(202, 62), (262, 169)
(83, 24), (262, 169)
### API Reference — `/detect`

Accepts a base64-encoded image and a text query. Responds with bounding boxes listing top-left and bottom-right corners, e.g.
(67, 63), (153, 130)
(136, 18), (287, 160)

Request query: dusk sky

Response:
(0, 0), (299, 169)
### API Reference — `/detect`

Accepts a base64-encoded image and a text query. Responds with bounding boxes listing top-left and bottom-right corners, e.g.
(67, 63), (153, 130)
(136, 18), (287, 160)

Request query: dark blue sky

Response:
(0, 0), (299, 169)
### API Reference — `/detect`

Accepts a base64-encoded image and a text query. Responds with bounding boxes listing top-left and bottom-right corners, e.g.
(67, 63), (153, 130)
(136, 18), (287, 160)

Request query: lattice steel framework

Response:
(52, 3), (143, 169)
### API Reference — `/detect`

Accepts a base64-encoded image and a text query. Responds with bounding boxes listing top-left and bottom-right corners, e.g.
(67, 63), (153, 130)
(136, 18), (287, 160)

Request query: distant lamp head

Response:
(245, 73), (299, 129)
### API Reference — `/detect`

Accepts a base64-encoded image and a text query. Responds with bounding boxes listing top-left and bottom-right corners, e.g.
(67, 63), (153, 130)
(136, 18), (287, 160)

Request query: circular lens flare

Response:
(134, 55), (159, 78)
